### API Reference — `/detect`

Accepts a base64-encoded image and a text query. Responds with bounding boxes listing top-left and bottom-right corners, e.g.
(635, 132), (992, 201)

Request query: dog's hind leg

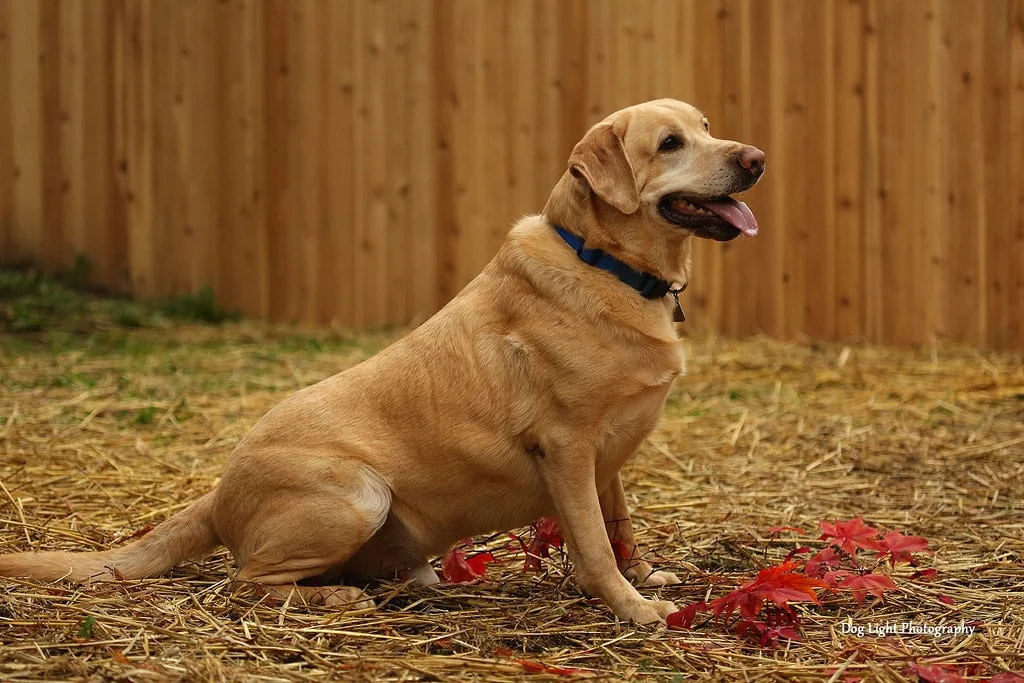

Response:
(227, 459), (391, 611)
(254, 583), (376, 610)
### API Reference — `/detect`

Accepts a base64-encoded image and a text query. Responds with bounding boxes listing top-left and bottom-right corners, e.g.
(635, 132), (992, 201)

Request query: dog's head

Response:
(570, 99), (764, 241)
(544, 99), (764, 282)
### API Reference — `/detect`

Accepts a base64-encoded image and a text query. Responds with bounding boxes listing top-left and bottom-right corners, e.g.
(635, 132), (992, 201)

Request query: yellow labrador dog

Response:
(0, 99), (763, 624)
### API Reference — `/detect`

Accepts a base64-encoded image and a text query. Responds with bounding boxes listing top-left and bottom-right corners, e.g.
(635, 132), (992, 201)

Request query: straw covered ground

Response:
(1, 314), (1022, 681)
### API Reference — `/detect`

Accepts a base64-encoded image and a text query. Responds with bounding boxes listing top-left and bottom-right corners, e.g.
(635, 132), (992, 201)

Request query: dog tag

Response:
(670, 285), (686, 323)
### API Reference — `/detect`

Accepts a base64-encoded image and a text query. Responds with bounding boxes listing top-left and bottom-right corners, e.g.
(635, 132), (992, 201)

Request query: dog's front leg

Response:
(600, 473), (680, 587)
(539, 449), (677, 624)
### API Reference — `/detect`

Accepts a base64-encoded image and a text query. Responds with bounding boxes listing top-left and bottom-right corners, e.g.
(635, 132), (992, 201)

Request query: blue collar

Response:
(551, 223), (673, 298)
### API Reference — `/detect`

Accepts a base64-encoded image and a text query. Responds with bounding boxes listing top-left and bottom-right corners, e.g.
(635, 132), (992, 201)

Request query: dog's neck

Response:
(542, 172), (693, 287)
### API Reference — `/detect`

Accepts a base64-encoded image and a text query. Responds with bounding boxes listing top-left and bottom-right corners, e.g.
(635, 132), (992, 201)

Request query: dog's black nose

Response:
(737, 146), (765, 179)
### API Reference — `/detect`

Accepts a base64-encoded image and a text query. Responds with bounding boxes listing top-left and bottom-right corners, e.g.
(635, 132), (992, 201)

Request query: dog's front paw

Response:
(641, 570), (680, 587)
(616, 598), (679, 625)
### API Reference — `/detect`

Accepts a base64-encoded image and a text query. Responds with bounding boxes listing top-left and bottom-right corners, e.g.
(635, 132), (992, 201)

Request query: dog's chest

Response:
(587, 339), (685, 474)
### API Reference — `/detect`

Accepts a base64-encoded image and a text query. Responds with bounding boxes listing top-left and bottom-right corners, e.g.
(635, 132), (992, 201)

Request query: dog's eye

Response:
(659, 135), (681, 152)
(702, 120), (710, 132)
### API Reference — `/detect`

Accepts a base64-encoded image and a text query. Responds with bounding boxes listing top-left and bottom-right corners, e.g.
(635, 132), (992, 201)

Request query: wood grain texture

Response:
(0, 0), (1020, 349)
(0, 0), (12, 257)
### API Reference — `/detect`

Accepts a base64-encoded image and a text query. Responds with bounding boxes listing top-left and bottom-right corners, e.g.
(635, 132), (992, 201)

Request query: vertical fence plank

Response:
(57, 0), (86, 265)
(214, 0), (265, 318)
(406, 0), (437, 321)
(431, 0), (456, 305)
(536, 1), (562, 208)
(450, 0), (480, 295)
(120, 0), (155, 297)
(10, 0), (43, 262)
(862, 0), (883, 343)
(102, 0), (128, 293)
(877, 1), (925, 346)
(583, 0), (611, 124)
(185, 0), (218, 298)
(688, 0), (726, 335)
(484, 2), (512, 254)
(147, 0), (182, 296)
(981, 0), (1012, 348)
(742, 0), (779, 338)
(507, 0), (539, 219)
(360, 0), (389, 325)
(1010, 0), (1024, 349)
(262, 0), (289, 320)
(775, 0), (836, 340)
(280, 0), (313, 322)
(385, 0), (411, 325)
(0, 0), (12, 257)
(321, 0), (353, 325)
(714, 0), (751, 338)
(939, 0), (984, 346)
(834, 0), (866, 341)
(38, 0), (62, 269)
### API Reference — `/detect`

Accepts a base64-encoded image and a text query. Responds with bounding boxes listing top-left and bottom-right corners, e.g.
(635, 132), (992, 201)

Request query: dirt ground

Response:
(1, 321), (1022, 681)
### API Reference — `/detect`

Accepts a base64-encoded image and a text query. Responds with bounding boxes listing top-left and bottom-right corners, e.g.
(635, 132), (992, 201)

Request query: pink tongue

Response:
(693, 197), (759, 237)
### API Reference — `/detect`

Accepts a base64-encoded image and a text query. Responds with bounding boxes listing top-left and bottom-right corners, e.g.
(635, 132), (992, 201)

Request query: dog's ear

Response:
(568, 124), (640, 215)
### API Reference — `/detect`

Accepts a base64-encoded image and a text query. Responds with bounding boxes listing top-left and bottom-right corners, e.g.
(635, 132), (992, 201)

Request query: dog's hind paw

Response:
(641, 570), (680, 587)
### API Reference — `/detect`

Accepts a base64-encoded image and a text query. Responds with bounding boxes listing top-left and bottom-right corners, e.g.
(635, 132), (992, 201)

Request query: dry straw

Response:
(1, 323), (1022, 680)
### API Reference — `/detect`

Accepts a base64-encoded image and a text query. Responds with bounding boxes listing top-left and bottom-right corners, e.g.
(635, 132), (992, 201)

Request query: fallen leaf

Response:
(806, 547), (845, 577)
(783, 546), (813, 563)
(880, 530), (930, 566)
(820, 518), (886, 555)
(735, 619), (803, 648)
(838, 573), (896, 604)
(666, 602), (709, 630)
(523, 517), (564, 572)
(710, 562), (828, 620)
(904, 662), (967, 683)
(987, 673), (1024, 683)
(767, 525), (806, 535)
(938, 595), (956, 605)
(610, 540), (632, 561)
(441, 548), (494, 583)
(131, 523), (155, 539)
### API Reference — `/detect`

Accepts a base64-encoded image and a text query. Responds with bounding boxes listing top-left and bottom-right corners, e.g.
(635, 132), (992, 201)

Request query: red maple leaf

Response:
(820, 518), (886, 555)
(783, 546), (813, 563)
(710, 562), (828, 620)
(911, 568), (938, 581)
(987, 674), (1024, 683)
(440, 548), (495, 584)
(735, 619), (803, 648)
(805, 547), (844, 577)
(522, 517), (563, 572)
(838, 572), (896, 604)
(666, 602), (710, 630)
(130, 524), (155, 539)
(880, 530), (930, 566)
(904, 662), (967, 683)
(610, 540), (632, 561)
(822, 569), (855, 588)
(535, 517), (563, 547)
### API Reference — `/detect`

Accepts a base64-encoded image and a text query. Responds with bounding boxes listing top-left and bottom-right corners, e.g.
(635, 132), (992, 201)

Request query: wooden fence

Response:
(1, 0), (1022, 348)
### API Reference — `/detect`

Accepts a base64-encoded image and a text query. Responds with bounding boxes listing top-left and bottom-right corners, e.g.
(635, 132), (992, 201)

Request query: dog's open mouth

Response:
(657, 194), (759, 241)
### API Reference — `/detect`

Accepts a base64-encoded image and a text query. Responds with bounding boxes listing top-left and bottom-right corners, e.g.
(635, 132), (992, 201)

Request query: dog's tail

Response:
(0, 492), (219, 582)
